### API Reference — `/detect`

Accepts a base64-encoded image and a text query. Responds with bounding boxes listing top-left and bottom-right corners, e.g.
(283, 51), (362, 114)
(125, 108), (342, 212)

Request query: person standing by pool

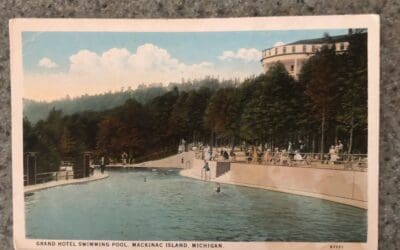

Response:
(203, 160), (210, 181)
(223, 150), (229, 160)
(229, 149), (236, 161)
(337, 140), (344, 157)
(252, 147), (258, 164)
(329, 145), (338, 164)
(121, 152), (128, 165)
(203, 145), (212, 161)
(100, 156), (105, 174)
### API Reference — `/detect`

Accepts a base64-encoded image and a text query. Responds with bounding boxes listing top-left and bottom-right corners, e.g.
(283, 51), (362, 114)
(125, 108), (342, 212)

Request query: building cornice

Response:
(260, 52), (315, 62)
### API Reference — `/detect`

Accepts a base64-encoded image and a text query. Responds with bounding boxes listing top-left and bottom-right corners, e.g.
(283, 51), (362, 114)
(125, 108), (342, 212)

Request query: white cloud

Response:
(26, 43), (263, 101)
(38, 57), (58, 68)
(128, 44), (181, 71)
(273, 41), (285, 47)
(102, 48), (131, 71)
(68, 44), (213, 75)
(69, 50), (100, 74)
(218, 48), (261, 62)
(218, 51), (236, 61)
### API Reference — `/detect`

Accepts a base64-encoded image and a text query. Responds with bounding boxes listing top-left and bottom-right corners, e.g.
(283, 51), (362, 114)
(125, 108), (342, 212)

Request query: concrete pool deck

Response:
(105, 151), (195, 169)
(24, 171), (109, 193)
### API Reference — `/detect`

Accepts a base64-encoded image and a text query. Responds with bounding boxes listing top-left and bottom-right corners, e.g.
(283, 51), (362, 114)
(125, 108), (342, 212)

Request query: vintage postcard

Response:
(10, 16), (379, 250)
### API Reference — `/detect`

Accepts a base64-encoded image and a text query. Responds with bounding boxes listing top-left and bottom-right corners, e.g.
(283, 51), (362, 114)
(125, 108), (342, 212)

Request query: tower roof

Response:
(288, 34), (349, 45)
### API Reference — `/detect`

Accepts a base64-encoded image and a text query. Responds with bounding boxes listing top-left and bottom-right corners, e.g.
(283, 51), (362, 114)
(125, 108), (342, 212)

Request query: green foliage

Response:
(239, 63), (307, 148)
(299, 31), (368, 153)
(23, 77), (232, 124)
(335, 32), (368, 153)
(23, 112), (62, 173)
(204, 87), (241, 145)
(59, 127), (75, 156)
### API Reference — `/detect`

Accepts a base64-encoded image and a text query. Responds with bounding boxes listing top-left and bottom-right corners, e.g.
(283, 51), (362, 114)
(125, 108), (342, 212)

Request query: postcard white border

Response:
(10, 15), (380, 250)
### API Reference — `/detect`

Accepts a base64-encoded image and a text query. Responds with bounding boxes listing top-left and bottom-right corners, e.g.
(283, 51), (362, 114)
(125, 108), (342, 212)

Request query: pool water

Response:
(25, 168), (367, 241)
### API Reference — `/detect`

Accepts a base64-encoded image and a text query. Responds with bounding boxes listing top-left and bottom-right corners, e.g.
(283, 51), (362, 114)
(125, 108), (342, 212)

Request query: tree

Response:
(186, 87), (213, 143)
(336, 31), (368, 154)
(168, 91), (191, 143)
(168, 89), (212, 144)
(240, 75), (271, 147)
(265, 63), (300, 147)
(148, 87), (179, 149)
(23, 114), (62, 173)
(23, 118), (37, 153)
(96, 99), (151, 160)
(240, 63), (301, 150)
(59, 127), (75, 156)
(301, 46), (338, 155)
(204, 87), (241, 148)
(96, 116), (124, 157)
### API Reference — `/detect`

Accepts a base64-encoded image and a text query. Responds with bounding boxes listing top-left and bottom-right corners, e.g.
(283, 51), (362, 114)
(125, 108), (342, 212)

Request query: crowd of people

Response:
(241, 140), (309, 165)
(199, 144), (236, 162)
(195, 139), (347, 167)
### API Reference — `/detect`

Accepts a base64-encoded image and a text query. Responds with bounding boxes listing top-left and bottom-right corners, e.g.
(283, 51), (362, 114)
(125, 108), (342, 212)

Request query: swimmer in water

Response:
(215, 183), (221, 193)
(144, 177), (147, 182)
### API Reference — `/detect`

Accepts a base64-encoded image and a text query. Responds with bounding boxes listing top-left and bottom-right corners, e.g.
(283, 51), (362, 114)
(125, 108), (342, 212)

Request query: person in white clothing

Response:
(294, 150), (303, 161)
(329, 145), (338, 163)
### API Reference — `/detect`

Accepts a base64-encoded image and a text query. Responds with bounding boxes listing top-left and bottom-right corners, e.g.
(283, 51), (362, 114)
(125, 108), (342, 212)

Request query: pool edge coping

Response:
(24, 172), (110, 193)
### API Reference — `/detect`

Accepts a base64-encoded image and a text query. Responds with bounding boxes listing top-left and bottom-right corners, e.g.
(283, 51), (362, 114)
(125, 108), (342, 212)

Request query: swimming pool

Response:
(25, 168), (367, 241)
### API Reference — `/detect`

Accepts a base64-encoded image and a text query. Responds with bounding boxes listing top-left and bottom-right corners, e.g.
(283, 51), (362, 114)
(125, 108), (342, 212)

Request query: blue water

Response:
(25, 169), (367, 242)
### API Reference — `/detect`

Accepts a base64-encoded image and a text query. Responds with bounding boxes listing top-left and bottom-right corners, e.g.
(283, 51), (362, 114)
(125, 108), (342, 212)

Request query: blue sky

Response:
(23, 29), (347, 101)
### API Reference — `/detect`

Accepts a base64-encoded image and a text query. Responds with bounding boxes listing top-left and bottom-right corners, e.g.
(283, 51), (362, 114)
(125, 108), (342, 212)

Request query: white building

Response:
(261, 34), (350, 79)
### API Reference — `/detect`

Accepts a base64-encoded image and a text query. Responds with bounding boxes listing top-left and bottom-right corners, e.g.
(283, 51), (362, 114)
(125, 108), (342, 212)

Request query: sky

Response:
(23, 29), (347, 101)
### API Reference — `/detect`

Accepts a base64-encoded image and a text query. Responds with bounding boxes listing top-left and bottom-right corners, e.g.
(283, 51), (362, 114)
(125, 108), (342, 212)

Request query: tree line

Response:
(23, 77), (237, 124)
(23, 32), (367, 173)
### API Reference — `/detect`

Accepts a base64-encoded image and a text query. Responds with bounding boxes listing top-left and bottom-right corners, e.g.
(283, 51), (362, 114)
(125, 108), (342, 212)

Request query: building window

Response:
(292, 46), (296, 53)
(302, 45), (307, 52)
(290, 65), (294, 71)
(340, 43), (345, 50)
(283, 46), (286, 54)
(312, 45), (316, 52)
(275, 48), (278, 55)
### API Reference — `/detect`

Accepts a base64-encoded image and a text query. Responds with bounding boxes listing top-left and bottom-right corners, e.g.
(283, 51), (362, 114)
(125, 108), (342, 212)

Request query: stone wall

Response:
(186, 158), (367, 208)
(228, 163), (367, 202)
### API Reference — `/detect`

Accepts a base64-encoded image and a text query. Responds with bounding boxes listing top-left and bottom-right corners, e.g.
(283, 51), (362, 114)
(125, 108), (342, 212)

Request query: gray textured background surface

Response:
(0, 0), (398, 249)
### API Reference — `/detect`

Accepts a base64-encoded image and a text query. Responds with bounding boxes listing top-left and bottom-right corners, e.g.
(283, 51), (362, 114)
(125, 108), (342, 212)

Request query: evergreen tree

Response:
(168, 91), (191, 143)
(204, 87), (241, 147)
(59, 127), (75, 157)
(148, 87), (180, 148)
(240, 75), (270, 147)
(336, 31), (368, 154)
(302, 46), (338, 155)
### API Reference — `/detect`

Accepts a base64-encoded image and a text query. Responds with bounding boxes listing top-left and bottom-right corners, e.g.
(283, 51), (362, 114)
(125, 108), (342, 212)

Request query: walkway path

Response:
(24, 170), (109, 193)
(106, 151), (195, 169)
